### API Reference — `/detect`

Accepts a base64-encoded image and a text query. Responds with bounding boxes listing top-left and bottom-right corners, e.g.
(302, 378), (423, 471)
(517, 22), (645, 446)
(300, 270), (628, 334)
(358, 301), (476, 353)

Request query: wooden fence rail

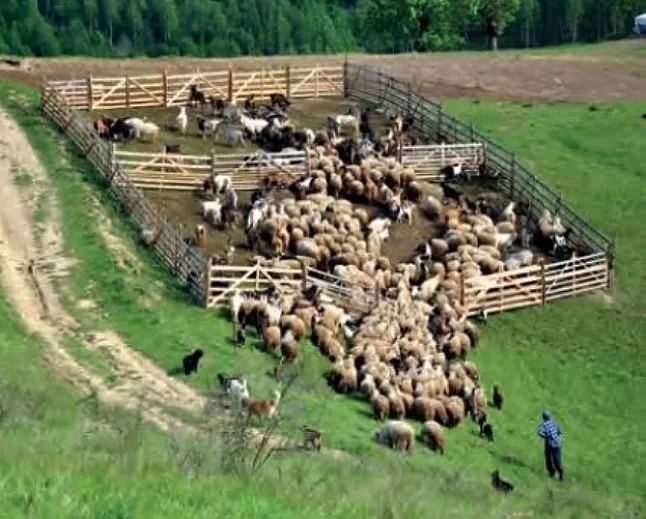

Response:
(40, 86), (207, 304)
(46, 65), (344, 110)
(205, 260), (377, 314)
(345, 62), (613, 310)
(113, 148), (309, 191)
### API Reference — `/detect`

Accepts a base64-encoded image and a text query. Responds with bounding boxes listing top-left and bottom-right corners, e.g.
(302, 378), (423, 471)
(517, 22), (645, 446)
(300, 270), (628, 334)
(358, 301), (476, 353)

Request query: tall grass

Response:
(0, 79), (642, 516)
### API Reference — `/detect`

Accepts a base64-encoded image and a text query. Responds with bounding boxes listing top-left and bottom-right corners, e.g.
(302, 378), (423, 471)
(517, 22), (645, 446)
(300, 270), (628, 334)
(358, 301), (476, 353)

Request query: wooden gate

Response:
(205, 261), (304, 308)
(400, 143), (484, 181)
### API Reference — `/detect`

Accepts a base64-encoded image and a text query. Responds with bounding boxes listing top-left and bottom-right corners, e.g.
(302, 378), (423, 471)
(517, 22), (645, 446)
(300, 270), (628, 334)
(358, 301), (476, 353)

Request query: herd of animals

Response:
(92, 83), (419, 162)
(123, 87), (581, 490)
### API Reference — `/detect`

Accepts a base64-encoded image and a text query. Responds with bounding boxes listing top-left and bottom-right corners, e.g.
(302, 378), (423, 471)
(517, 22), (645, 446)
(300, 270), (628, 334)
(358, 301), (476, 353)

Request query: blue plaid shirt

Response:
(538, 419), (562, 448)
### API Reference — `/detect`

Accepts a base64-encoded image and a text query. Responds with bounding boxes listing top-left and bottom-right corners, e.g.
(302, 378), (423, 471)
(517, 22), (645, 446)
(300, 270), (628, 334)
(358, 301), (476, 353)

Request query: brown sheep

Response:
(387, 388), (406, 420)
(421, 420), (445, 454)
(444, 396), (466, 426)
(280, 315), (307, 341)
(280, 331), (300, 363)
(262, 325), (281, 353)
(370, 389), (390, 420)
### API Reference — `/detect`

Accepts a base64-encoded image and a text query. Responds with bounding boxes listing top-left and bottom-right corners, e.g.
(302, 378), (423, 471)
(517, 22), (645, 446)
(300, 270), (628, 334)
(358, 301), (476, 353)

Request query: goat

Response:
(182, 349), (203, 375)
(227, 378), (250, 406)
(239, 113), (268, 140)
(93, 116), (113, 138)
(269, 93), (290, 111)
(221, 127), (246, 146)
(188, 84), (206, 107)
(196, 115), (221, 139)
(194, 224), (207, 248)
(302, 426), (322, 451)
(164, 143), (181, 154)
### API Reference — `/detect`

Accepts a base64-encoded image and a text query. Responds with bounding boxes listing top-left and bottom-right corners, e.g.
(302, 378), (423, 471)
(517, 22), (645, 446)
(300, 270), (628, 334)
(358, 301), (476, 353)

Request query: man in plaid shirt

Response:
(537, 410), (564, 480)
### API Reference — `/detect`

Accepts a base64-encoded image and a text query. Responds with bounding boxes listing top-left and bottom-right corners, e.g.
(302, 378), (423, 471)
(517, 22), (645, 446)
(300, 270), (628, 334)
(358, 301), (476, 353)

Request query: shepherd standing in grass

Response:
(537, 410), (564, 481)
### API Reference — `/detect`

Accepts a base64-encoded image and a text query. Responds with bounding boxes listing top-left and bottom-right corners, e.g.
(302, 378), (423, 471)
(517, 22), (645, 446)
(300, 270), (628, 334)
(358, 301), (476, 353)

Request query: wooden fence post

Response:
(285, 66), (291, 98)
(510, 154), (517, 200)
(227, 66), (233, 102)
(554, 192), (562, 216)
(343, 57), (349, 98)
(605, 241), (613, 289)
(470, 123), (475, 142)
(87, 75), (93, 111)
(125, 76), (130, 108)
(163, 69), (169, 107)
(437, 104), (443, 143)
(540, 259), (546, 304)
(108, 142), (117, 184)
(203, 256), (212, 308)
(459, 274), (465, 306)
(301, 262), (308, 291)
(315, 64), (319, 98)
(211, 150), (216, 177)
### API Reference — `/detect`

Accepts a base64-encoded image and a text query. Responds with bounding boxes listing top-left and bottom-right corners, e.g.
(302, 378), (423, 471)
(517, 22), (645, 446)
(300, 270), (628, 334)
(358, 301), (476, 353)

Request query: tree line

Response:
(1, 0), (645, 57)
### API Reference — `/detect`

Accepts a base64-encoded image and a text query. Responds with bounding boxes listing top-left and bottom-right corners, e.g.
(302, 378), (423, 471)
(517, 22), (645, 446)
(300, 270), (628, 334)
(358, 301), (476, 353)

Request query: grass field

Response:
(0, 43), (645, 516)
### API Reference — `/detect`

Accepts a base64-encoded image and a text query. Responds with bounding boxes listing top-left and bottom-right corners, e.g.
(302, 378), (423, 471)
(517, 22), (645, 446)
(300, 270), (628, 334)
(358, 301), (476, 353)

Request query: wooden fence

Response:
(345, 62), (613, 313)
(40, 86), (207, 303)
(113, 148), (309, 191)
(45, 65), (344, 110)
(205, 260), (377, 314)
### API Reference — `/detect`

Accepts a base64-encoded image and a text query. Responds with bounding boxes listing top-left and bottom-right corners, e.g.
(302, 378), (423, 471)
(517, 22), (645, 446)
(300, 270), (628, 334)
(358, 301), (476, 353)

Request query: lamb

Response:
(245, 389), (282, 420)
(421, 420), (445, 454)
(280, 330), (300, 362)
(194, 224), (207, 248)
(182, 349), (203, 375)
(374, 420), (415, 453)
(222, 127), (246, 146)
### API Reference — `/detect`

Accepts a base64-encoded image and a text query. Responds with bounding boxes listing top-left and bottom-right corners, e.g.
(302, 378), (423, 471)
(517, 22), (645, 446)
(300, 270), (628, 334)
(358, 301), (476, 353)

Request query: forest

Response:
(1, 0), (645, 57)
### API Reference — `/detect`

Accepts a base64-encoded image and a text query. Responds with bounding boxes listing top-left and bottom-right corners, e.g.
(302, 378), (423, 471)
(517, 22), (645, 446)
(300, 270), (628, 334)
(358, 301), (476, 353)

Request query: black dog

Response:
(493, 385), (504, 410)
(491, 470), (514, 492)
(477, 412), (494, 442)
(182, 349), (203, 375)
(236, 326), (246, 346)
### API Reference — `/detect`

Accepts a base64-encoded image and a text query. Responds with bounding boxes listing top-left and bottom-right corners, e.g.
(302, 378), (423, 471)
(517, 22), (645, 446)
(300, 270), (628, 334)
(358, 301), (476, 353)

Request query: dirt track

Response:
(2, 40), (645, 102)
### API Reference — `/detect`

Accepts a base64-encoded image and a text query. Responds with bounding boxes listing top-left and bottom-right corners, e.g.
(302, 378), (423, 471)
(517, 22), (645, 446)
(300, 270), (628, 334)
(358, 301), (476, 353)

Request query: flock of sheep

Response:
(124, 91), (579, 455)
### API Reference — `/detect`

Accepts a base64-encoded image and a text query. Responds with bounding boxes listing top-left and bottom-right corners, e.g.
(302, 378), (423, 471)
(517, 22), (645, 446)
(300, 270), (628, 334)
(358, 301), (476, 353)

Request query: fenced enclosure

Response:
(344, 62), (613, 314)
(113, 148), (309, 191)
(45, 65), (344, 110)
(40, 87), (207, 303)
(40, 60), (613, 317)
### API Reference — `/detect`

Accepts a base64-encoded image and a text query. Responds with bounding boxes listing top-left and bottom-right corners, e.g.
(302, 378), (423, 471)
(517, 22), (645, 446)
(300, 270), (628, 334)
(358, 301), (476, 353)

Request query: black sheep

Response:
(182, 349), (204, 375)
(493, 385), (504, 410)
(491, 470), (514, 492)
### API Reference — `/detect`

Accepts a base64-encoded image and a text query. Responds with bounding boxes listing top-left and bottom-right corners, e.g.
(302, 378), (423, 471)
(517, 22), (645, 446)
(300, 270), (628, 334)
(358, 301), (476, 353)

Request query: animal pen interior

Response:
(42, 62), (612, 317)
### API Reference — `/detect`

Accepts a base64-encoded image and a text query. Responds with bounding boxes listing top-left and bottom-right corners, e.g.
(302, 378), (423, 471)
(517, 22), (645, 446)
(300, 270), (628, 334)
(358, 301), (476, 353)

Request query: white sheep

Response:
(230, 290), (245, 322)
(213, 174), (232, 194)
(374, 420), (415, 453)
(138, 121), (160, 142)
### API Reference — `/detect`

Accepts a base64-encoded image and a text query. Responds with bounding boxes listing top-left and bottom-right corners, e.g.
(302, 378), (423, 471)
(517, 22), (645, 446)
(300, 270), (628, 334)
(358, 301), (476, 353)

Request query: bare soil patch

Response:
(3, 40), (644, 102)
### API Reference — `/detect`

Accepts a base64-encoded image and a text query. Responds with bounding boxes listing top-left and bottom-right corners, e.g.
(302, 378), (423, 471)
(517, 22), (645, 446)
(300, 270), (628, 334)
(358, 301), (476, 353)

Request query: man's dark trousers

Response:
(544, 442), (564, 480)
